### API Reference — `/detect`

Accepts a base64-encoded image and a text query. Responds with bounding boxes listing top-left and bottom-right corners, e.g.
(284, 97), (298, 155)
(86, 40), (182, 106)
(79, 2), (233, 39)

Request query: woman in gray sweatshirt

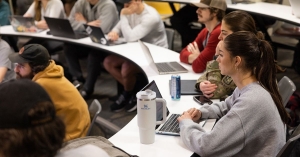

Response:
(178, 31), (290, 157)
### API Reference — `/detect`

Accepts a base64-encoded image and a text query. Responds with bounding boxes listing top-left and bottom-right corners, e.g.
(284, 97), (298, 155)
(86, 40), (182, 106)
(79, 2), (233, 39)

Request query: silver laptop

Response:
(290, 0), (300, 18)
(141, 80), (208, 136)
(9, 15), (44, 33)
(138, 40), (188, 75)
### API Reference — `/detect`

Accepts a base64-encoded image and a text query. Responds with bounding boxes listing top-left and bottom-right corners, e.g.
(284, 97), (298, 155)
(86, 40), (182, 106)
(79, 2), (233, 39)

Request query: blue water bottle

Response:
(171, 75), (181, 100)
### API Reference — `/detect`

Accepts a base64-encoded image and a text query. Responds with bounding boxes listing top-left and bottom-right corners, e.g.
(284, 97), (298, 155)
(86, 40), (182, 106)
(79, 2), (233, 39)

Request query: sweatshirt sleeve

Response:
(179, 110), (245, 157)
(96, 3), (118, 34)
(68, 2), (86, 31)
(192, 28), (221, 73)
(179, 30), (205, 64)
(120, 14), (160, 42)
(45, 1), (65, 18)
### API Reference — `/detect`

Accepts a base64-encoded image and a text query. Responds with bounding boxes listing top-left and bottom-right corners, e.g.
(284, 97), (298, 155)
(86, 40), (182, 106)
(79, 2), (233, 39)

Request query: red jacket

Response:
(179, 23), (221, 73)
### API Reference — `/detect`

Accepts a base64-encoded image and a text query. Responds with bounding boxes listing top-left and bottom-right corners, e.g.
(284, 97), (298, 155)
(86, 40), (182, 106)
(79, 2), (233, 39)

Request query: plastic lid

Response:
(136, 89), (156, 100)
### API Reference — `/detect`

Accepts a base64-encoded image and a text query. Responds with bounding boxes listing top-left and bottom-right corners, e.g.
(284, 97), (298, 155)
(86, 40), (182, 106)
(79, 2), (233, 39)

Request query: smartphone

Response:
(193, 95), (213, 105)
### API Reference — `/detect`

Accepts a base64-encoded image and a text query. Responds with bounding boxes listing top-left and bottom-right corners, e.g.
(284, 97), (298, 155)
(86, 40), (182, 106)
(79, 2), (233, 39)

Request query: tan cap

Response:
(193, 0), (227, 11)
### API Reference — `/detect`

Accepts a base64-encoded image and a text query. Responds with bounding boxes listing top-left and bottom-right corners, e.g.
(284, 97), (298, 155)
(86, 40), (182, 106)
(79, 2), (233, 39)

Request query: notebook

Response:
(9, 15), (43, 33)
(138, 40), (188, 75)
(83, 24), (126, 46)
(290, 0), (300, 18)
(44, 17), (88, 39)
(169, 79), (203, 95)
(141, 80), (211, 136)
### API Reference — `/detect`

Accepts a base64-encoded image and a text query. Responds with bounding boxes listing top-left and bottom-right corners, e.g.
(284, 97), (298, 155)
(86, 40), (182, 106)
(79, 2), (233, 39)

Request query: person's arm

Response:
(179, 110), (245, 156)
(0, 42), (12, 83)
(191, 28), (220, 73)
(0, 67), (8, 83)
(96, 3), (118, 34)
(120, 14), (159, 42)
(68, 1), (85, 31)
(23, 2), (35, 17)
(179, 30), (205, 64)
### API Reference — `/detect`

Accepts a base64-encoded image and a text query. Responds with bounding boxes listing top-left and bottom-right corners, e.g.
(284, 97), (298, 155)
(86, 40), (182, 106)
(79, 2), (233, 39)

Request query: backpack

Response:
(60, 136), (138, 157)
(286, 92), (300, 127)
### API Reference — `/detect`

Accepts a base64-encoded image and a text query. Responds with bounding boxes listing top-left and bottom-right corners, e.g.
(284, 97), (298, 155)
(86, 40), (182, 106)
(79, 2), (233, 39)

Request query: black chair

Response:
(277, 125), (300, 157)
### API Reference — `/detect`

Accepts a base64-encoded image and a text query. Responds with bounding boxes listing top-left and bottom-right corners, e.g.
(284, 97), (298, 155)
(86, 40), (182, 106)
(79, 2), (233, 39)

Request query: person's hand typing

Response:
(87, 20), (101, 27)
(200, 81), (217, 98)
(107, 31), (119, 41)
(75, 13), (87, 23)
(178, 108), (202, 123)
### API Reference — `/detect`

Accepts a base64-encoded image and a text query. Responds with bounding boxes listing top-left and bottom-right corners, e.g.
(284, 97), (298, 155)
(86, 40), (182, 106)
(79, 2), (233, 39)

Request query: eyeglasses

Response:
(14, 63), (25, 69)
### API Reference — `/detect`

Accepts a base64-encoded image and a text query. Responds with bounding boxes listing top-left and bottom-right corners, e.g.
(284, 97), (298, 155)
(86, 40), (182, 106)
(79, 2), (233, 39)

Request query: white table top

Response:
(227, 2), (300, 26)
(0, 25), (214, 156)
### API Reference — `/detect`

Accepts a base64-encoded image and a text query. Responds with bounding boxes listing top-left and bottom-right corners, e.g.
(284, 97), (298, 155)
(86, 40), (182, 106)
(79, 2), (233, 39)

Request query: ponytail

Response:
(224, 31), (290, 124)
(256, 40), (290, 124)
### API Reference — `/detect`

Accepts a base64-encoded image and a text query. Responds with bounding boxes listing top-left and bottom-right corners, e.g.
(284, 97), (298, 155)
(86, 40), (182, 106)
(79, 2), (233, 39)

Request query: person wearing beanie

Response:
(9, 44), (90, 141)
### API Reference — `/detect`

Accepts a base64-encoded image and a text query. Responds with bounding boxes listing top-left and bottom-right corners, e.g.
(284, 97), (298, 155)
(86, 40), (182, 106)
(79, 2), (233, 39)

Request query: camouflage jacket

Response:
(195, 60), (236, 99)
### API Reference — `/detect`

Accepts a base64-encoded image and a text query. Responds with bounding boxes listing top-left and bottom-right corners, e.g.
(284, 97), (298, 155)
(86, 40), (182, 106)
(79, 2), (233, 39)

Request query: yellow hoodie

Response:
(32, 60), (90, 141)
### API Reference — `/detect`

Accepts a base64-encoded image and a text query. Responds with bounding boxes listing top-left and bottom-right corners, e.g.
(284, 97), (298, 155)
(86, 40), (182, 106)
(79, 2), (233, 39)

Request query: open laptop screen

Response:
(141, 80), (170, 122)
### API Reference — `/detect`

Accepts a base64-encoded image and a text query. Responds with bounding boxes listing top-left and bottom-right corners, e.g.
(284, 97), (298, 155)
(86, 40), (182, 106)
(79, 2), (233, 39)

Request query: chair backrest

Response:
(278, 76), (296, 107)
(276, 128), (300, 157)
(165, 28), (175, 50)
(86, 99), (102, 136)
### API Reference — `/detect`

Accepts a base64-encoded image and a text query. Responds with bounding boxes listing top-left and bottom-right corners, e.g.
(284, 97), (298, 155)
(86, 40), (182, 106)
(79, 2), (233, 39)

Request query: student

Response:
(24, 0), (66, 29)
(195, 10), (264, 99)
(0, 39), (15, 83)
(103, 0), (168, 112)
(9, 44), (90, 141)
(179, 0), (226, 73)
(64, 0), (119, 99)
(178, 31), (290, 156)
(0, 79), (109, 157)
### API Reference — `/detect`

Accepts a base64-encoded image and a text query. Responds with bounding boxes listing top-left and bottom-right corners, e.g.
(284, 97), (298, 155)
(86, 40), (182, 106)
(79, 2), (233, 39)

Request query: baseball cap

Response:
(9, 44), (50, 65)
(193, 0), (227, 11)
(0, 79), (55, 129)
(117, 0), (131, 4)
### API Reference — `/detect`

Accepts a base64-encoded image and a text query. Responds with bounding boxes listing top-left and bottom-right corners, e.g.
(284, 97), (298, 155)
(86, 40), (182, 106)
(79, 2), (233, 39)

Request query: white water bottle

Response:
(136, 89), (167, 144)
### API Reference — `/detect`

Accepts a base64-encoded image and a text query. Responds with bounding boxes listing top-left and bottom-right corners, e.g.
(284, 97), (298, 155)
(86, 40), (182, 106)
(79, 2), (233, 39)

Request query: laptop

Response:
(169, 80), (203, 95)
(141, 80), (209, 136)
(9, 15), (43, 33)
(44, 17), (88, 39)
(290, 0), (300, 18)
(83, 24), (126, 46)
(138, 40), (188, 75)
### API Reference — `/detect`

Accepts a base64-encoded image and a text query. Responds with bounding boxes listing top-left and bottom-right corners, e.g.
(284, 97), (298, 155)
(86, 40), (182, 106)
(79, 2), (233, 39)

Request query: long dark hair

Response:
(34, 0), (42, 21)
(0, 101), (65, 157)
(224, 31), (290, 124)
(223, 11), (264, 40)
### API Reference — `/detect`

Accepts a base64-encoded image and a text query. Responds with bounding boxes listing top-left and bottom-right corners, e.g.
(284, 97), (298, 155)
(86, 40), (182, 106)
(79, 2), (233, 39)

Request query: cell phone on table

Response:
(193, 95), (213, 105)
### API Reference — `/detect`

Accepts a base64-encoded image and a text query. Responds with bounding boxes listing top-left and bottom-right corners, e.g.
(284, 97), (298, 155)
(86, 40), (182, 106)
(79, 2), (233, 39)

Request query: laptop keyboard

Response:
(156, 63), (176, 72)
(159, 114), (180, 133)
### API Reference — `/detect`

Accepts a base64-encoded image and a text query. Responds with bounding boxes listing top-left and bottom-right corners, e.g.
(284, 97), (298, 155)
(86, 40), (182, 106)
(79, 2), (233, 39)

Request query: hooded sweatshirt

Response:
(32, 60), (90, 141)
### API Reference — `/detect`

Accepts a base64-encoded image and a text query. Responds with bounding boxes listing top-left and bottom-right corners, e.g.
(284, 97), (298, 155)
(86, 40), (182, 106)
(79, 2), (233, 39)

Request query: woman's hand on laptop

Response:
(88, 20), (101, 27)
(107, 31), (119, 41)
(178, 108), (202, 123)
